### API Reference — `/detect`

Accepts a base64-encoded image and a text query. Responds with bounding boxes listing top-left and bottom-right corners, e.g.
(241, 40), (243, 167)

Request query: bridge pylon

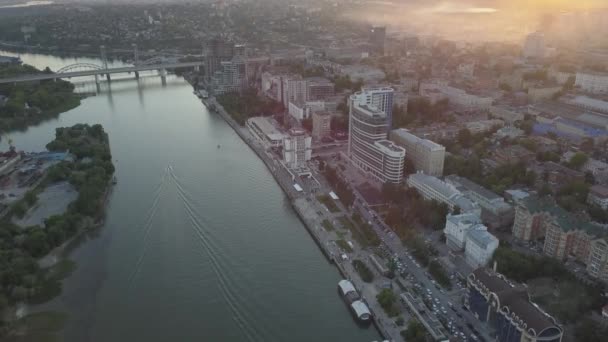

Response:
(100, 45), (109, 70)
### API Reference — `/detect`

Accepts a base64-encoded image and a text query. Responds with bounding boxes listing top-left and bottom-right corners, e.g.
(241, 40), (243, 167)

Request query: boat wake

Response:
(168, 166), (264, 342)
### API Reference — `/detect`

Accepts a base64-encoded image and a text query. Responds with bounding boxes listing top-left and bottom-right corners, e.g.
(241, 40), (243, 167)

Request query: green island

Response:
(0, 124), (114, 341)
(0, 64), (81, 132)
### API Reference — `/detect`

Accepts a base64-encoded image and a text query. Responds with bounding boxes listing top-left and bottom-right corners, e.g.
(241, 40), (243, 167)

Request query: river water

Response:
(0, 50), (380, 342)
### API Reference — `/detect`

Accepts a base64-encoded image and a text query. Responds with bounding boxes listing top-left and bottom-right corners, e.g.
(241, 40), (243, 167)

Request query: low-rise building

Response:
(465, 268), (563, 342)
(465, 119), (504, 134)
(494, 126), (524, 140)
(406, 173), (479, 214)
(340, 65), (385, 83)
(563, 151), (608, 184)
(390, 128), (445, 177)
(492, 145), (536, 165)
(489, 105), (525, 124)
(576, 71), (608, 94)
(445, 175), (514, 229)
(444, 213), (483, 250)
(465, 230), (499, 268)
(246, 116), (286, 149)
(288, 100), (325, 121)
(588, 185), (608, 210)
(527, 85), (562, 103)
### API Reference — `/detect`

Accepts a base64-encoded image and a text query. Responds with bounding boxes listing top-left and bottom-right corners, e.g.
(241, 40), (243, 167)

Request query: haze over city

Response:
(0, 1), (607, 342)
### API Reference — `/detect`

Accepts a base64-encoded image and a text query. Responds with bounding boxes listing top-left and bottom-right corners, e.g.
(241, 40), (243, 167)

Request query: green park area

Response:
(0, 64), (81, 132)
(317, 194), (340, 213)
(0, 124), (114, 336)
(352, 259), (374, 283)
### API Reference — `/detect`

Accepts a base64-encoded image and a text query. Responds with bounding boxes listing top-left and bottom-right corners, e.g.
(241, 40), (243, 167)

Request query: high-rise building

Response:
(348, 91), (405, 184)
(282, 77), (308, 109)
(205, 38), (234, 81)
(312, 111), (332, 142)
(356, 86), (394, 133)
(369, 26), (386, 56)
(208, 57), (247, 95)
(523, 31), (546, 59)
(390, 128), (445, 176)
(283, 128), (312, 169)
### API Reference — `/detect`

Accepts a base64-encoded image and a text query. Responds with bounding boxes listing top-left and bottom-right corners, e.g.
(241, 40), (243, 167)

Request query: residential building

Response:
(288, 100), (324, 121)
(246, 116), (285, 149)
(563, 151), (608, 184)
(489, 105), (525, 123)
(205, 38), (234, 81)
(465, 268), (563, 342)
(529, 161), (585, 189)
(512, 196), (605, 265)
(523, 31), (546, 59)
(445, 175), (514, 229)
(282, 77), (308, 109)
(306, 77), (335, 101)
(465, 119), (504, 134)
(406, 173), (479, 214)
(208, 57), (246, 95)
(564, 95), (608, 114)
(261, 70), (289, 102)
(465, 230), (499, 268)
(512, 197), (550, 242)
(588, 185), (608, 210)
(340, 65), (386, 83)
(390, 128), (445, 176)
(527, 85), (562, 103)
(494, 126), (524, 140)
(444, 213), (483, 250)
(492, 145), (535, 165)
(348, 92), (405, 184)
(575, 71), (608, 94)
(420, 83), (493, 112)
(312, 111), (331, 142)
(283, 128), (312, 169)
(587, 239), (608, 283)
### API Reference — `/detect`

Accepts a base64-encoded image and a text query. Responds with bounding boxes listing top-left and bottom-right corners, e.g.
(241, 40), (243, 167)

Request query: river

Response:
(0, 50), (381, 342)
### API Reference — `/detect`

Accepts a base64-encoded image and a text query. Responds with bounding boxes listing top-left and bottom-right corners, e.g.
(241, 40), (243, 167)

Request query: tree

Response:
(457, 128), (472, 147)
(401, 320), (428, 342)
(567, 152), (588, 170)
(404, 158), (416, 175)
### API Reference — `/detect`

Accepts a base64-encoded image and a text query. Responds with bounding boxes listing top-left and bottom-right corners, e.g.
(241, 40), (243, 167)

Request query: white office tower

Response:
(359, 86), (394, 132)
(348, 90), (405, 184)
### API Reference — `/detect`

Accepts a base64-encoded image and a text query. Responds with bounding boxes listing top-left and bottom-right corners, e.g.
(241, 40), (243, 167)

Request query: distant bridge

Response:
(0, 61), (204, 85)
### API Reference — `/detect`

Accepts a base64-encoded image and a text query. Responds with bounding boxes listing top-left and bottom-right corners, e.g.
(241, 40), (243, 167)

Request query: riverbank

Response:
(0, 124), (115, 341)
(198, 91), (396, 341)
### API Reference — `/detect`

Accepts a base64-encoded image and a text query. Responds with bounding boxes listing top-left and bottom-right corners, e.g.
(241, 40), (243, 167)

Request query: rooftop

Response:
(519, 196), (604, 237)
(590, 185), (608, 198)
(445, 175), (501, 201)
(471, 268), (561, 336)
(375, 139), (406, 153)
(247, 116), (285, 141)
(467, 229), (498, 249)
(391, 128), (445, 151)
